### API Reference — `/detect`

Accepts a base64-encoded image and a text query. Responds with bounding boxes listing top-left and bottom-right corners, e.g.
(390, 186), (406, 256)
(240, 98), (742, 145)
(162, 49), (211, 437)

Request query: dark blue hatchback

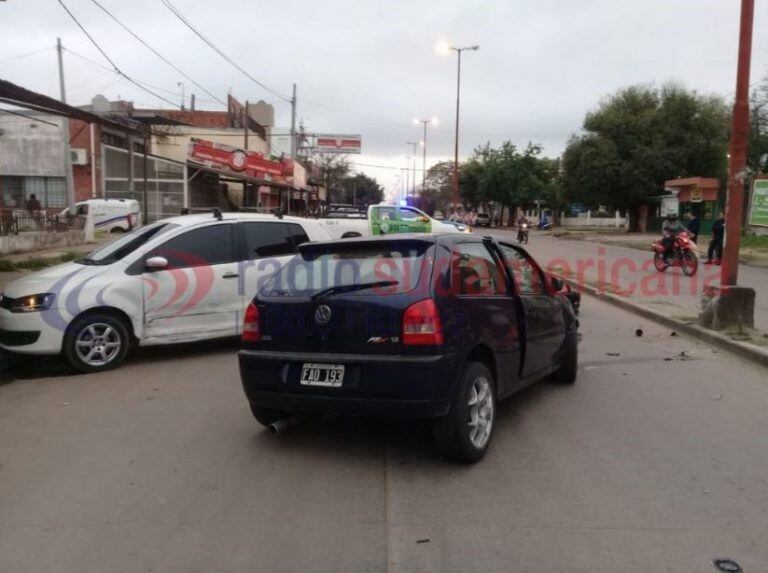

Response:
(239, 233), (578, 462)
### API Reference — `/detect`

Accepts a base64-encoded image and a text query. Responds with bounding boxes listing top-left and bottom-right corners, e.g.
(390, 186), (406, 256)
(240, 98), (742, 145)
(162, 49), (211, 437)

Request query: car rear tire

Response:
(552, 329), (578, 384)
(63, 312), (130, 373)
(250, 404), (286, 426)
(433, 361), (496, 463)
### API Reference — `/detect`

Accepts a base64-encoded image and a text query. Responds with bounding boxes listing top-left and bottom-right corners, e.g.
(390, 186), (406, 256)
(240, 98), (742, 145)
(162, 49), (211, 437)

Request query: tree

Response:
(562, 84), (730, 223)
(314, 153), (350, 201)
(749, 72), (768, 175)
(335, 172), (383, 205)
(458, 141), (554, 225)
(421, 161), (454, 215)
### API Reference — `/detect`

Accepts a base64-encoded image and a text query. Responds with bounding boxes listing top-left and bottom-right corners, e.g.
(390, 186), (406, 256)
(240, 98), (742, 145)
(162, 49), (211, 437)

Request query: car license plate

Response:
(300, 363), (345, 387)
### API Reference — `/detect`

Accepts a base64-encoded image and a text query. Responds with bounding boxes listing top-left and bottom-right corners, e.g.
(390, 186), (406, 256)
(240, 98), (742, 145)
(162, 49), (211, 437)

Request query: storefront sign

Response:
(748, 179), (768, 227)
(315, 134), (362, 154)
(188, 138), (290, 181)
(690, 188), (703, 203)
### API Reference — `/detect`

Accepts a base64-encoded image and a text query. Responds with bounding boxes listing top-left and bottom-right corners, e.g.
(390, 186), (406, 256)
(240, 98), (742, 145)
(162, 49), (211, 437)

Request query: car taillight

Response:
(242, 302), (261, 342)
(403, 299), (443, 346)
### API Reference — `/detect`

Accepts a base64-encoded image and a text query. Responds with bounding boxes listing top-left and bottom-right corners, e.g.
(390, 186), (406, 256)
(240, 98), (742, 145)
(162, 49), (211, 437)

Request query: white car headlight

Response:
(5, 293), (56, 313)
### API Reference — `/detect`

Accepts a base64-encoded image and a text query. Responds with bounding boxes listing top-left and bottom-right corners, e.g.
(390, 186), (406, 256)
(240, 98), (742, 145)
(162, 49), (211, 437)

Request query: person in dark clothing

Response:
(26, 193), (41, 213)
(686, 213), (700, 244)
(706, 212), (725, 265)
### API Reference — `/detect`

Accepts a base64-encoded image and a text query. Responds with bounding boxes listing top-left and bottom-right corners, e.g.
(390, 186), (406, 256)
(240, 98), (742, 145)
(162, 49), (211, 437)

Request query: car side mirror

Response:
(419, 216), (430, 223)
(550, 276), (564, 291)
(145, 256), (168, 271)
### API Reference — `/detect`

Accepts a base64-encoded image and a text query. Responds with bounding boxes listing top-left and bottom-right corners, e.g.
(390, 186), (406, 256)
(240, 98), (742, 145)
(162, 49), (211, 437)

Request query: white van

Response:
(62, 199), (141, 232)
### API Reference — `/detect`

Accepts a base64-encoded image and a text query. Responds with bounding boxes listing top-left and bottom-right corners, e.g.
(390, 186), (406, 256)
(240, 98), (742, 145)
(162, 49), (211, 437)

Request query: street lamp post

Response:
(413, 118), (438, 197)
(407, 141), (419, 197)
(437, 42), (479, 209)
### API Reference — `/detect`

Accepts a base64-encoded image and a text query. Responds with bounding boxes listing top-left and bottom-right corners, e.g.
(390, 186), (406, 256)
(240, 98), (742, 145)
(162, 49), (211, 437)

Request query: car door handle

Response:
(222, 272), (239, 279)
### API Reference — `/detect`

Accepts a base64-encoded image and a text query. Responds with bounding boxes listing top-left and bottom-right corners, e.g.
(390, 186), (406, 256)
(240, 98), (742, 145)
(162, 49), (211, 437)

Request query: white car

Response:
(61, 198), (141, 233)
(0, 212), (330, 372)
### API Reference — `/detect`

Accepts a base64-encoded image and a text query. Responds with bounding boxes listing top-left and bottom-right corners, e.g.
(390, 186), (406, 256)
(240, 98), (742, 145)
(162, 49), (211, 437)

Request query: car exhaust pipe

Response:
(267, 416), (304, 435)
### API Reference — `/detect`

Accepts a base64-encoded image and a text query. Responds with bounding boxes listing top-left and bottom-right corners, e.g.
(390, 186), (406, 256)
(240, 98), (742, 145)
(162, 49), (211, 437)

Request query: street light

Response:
(406, 141), (420, 197)
(413, 117), (438, 195)
(437, 42), (479, 209)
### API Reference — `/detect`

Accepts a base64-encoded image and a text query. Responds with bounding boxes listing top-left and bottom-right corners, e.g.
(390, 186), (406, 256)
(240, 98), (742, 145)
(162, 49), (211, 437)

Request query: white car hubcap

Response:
(75, 323), (121, 367)
(467, 376), (494, 449)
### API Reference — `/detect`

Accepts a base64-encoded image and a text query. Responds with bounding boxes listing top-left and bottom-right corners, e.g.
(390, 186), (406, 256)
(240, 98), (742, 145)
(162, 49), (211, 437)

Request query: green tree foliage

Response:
(421, 161), (454, 216)
(335, 172), (384, 205)
(562, 84), (729, 213)
(749, 73), (768, 175)
(458, 142), (554, 224)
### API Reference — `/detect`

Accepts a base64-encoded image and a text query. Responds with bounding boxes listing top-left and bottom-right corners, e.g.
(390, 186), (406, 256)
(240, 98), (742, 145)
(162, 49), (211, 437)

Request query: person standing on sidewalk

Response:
(705, 212), (725, 265)
(686, 212), (700, 244)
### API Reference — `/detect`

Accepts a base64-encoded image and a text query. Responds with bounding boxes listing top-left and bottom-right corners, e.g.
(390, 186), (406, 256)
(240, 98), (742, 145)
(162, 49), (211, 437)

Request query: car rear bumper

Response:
(239, 349), (455, 418)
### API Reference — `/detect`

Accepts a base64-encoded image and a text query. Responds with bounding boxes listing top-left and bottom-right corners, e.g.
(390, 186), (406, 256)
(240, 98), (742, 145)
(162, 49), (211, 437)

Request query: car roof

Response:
(157, 212), (315, 227)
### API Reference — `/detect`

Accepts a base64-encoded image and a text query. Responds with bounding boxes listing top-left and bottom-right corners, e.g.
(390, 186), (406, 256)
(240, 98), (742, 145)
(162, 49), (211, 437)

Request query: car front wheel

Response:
(63, 313), (130, 373)
(433, 361), (496, 463)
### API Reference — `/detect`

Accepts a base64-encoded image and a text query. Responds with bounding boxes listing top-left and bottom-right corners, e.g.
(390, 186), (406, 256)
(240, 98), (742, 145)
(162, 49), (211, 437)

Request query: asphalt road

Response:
(1, 298), (767, 572)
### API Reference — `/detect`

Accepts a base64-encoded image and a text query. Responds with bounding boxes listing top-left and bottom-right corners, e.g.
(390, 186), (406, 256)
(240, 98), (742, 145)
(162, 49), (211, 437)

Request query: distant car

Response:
(239, 233), (579, 463)
(475, 213), (491, 227)
(0, 212), (330, 372)
(60, 198), (141, 233)
(318, 204), (469, 239)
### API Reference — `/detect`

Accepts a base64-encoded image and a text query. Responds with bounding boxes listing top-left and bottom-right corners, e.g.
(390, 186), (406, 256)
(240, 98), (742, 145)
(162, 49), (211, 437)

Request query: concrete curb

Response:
(566, 279), (768, 369)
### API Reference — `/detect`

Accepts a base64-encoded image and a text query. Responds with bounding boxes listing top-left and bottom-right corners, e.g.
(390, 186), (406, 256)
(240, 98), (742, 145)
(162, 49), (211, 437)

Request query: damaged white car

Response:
(0, 211), (330, 373)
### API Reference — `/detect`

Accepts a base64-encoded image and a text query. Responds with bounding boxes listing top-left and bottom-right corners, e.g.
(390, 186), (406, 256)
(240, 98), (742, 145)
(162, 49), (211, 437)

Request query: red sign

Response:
(188, 138), (293, 182)
(315, 134), (361, 154)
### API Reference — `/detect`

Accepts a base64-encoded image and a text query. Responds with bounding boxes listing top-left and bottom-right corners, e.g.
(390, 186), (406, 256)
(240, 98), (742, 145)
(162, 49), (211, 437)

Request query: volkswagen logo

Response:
(314, 304), (332, 325)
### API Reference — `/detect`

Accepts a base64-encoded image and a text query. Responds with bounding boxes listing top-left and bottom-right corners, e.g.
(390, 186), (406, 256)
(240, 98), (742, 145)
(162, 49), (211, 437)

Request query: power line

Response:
(56, 0), (179, 109)
(158, 0), (291, 103)
(87, 0), (226, 107)
(63, 47), (220, 104)
(0, 45), (54, 63)
(0, 107), (59, 127)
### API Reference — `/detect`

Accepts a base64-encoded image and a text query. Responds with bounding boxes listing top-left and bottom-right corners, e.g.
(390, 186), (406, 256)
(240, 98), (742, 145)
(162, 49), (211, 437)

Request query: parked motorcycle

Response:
(652, 232), (698, 276)
(517, 223), (529, 244)
(537, 220), (552, 230)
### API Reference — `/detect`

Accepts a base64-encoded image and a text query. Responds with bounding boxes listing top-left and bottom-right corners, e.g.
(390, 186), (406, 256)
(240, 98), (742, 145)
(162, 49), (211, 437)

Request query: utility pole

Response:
(244, 100), (249, 150)
(421, 121), (428, 194)
(177, 82), (185, 111)
(57, 38), (76, 213)
(721, 0), (754, 287)
(700, 0), (756, 332)
(407, 141), (419, 198)
(289, 83), (297, 215)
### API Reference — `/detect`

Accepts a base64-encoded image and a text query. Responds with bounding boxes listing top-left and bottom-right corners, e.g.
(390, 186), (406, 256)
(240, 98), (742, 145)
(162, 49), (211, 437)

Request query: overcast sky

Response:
(2, 0), (767, 193)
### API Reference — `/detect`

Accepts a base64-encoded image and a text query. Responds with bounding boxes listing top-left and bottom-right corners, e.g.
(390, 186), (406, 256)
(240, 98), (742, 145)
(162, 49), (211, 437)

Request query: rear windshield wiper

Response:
(311, 280), (399, 301)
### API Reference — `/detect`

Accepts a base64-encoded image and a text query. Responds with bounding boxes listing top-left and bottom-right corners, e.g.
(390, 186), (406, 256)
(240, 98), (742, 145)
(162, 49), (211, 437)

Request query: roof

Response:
(0, 78), (137, 132)
(159, 211), (314, 227)
(664, 177), (720, 189)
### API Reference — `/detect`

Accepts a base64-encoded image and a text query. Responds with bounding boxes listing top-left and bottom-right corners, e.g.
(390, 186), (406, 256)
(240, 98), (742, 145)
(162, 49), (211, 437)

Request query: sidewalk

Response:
(0, 234), (110, 291)
(487, 228), (768, 366)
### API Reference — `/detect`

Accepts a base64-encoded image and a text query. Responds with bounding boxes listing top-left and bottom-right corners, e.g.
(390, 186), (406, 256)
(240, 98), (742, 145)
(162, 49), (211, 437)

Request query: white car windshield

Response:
(77, 222), (179, 265)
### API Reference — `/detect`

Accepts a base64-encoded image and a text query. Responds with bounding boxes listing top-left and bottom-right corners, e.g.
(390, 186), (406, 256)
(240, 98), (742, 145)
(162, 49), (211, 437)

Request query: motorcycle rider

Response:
(661, 212), (690, 262)
(517, 214), (530, 242)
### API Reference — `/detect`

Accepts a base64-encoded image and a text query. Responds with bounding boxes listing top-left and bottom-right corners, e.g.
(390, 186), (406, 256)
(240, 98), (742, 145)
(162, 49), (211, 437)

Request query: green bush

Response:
(0, 251), (83, 272)
(0, 259), (15, 272)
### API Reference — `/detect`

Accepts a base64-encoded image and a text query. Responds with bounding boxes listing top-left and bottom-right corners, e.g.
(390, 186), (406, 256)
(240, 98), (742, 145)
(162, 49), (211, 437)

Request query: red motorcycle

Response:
(652, 232), (698, 276)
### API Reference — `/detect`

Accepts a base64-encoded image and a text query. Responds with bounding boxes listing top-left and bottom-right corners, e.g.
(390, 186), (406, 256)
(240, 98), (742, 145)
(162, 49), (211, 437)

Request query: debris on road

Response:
(416, 539), (430, 544)
(606, 352), (621, 357)
(670, 331), (678, 337)
(635, 328), (644, 337)
(712, 394), (724, 401)
(713, 558), (742, 573)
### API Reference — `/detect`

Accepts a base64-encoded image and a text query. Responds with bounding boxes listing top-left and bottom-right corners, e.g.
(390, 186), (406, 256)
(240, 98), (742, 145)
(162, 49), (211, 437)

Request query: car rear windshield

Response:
(77, 222), (179, 265)
(261, 242), (431, 297)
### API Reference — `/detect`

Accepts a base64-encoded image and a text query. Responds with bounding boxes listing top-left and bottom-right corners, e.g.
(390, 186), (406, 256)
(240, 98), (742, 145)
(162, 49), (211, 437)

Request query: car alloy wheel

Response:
(467, 375), (494, 449)
(74, 322), (122, 367)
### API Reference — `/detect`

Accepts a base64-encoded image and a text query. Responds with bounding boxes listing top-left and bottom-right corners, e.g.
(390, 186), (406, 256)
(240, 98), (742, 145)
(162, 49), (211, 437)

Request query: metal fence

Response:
(0, 209), (86, 236)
